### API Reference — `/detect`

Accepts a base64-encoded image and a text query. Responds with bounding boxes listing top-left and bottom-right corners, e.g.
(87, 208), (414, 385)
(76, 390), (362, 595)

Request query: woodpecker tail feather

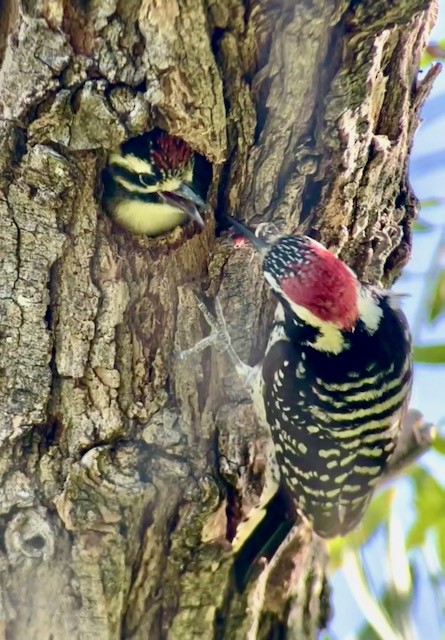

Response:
(232, 490), (295, 591)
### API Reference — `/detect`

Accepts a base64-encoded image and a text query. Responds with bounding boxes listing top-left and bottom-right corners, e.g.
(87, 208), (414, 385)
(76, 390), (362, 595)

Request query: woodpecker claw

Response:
(254, 222), (279, 239)
(176, 297), (231, 359)
(177, 295), (255, 385)
(198, 297), (233, 351)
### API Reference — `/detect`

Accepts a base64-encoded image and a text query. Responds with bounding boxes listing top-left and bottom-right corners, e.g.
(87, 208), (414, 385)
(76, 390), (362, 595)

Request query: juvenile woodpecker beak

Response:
(160, 184), (207, 228)
(225, 215), (270, 255)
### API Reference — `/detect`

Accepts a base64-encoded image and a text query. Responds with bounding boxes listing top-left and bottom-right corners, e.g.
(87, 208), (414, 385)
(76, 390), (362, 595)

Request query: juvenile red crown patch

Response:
(151, 134), (192, 171)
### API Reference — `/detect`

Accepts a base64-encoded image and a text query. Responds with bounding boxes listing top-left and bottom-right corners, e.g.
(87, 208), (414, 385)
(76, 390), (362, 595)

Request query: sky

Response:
(330, 5), (445, 639)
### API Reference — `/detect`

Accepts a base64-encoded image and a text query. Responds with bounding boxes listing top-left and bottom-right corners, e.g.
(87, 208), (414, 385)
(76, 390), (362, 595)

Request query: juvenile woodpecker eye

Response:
(138, 173), (157, 187)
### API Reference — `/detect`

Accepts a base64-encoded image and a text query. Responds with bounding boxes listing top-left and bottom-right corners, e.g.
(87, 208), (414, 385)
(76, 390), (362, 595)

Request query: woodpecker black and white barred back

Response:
(232, 216), (412, 539)
(103, 129), (208, 236)
(182, 216), (412, 561)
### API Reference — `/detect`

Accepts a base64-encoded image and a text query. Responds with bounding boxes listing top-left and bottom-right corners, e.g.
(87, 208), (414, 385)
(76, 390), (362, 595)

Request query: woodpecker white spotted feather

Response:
(181, 216), (412, 569)
(103, 129), (207, 236)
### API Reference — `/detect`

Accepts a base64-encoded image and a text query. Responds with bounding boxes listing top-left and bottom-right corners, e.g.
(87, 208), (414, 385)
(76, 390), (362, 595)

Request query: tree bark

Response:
(0, 1), (439, 638)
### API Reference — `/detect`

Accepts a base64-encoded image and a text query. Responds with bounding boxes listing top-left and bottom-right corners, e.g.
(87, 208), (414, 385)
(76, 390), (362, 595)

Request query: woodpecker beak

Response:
(160, 184), (207, 228)
(225, 215), (270, 255)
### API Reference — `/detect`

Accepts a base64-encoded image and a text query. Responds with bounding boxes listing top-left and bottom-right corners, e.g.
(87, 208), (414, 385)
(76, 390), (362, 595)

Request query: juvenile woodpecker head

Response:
(103, 129), (207, 237)
(226, 216), (382, 344)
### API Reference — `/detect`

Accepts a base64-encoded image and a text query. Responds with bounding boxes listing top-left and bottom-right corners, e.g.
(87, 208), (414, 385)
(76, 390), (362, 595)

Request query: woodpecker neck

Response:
(275, 301), (348, 354)
(273, 283), (385, 355)
(357, 285), (384, 334)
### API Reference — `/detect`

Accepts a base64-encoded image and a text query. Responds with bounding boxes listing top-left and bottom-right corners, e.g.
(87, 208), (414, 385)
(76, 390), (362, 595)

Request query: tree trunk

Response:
(0, 1), (439, 638)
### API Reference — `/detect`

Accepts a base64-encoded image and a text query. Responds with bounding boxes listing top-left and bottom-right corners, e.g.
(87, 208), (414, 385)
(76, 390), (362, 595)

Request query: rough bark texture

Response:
(0, 1), (439, 639)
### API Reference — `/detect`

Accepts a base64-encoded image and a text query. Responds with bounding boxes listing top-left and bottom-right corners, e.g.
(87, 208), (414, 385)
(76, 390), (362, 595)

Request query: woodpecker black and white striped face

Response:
(103, 130), (207, 236)
(262, 235), (360, 332)
(225, 216), (384, 353)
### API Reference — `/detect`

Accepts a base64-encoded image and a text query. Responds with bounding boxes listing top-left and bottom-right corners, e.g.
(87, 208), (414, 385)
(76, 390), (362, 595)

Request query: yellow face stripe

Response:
(114, 175), (182, 194)
(109, 152), (155, 175)
(108, 153), (193, 194)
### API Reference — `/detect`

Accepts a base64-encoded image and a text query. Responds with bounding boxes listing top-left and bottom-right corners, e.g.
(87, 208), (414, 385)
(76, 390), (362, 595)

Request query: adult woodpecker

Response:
(103, 129), (208, 236)
(181, 216), (412, 572)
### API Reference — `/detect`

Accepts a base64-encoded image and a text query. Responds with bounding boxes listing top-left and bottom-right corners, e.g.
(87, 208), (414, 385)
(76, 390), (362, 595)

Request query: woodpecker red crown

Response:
(264, 236), (359, 330)
(150, 133), (192, 172)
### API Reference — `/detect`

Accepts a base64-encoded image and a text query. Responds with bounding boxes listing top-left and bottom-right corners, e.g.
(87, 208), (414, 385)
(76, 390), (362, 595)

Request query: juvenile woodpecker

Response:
(182, 216), (412, 559)
(103, 129), (207, 236)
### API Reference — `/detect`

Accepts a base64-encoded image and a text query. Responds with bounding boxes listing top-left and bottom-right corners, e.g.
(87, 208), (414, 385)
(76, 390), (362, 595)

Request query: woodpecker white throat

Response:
(103, 129), (208, 237)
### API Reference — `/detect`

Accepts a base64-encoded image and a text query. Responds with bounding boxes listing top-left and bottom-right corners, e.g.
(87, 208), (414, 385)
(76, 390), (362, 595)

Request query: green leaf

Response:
(358, 619), (383, 640)
(409, 464), (435, 489)
(356, 489), (394, 539)
(421, 40), (445, 67)
(327, 537), (346, 571)
(436, 520), (445, 567)
(407, 468), (445, 549)
(357, 583), (416, 640)
(432, 436), (445, 455)
(428, 271), (445, 323)
(420, 197), (444, 209)
(413, 344), (445, 364)
(412, 219), (433, 232)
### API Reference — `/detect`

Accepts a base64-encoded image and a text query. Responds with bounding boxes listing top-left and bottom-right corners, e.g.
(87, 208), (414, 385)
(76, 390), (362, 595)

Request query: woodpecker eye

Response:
(138, 173), (157, 187)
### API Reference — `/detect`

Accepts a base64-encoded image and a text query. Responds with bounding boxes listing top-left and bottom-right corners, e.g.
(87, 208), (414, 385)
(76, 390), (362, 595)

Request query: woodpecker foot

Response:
(380, 409), (436, 486)
(254, 222), (280, 240)
(177, 296), (256, 386)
